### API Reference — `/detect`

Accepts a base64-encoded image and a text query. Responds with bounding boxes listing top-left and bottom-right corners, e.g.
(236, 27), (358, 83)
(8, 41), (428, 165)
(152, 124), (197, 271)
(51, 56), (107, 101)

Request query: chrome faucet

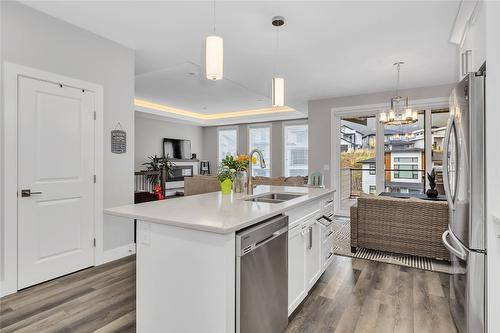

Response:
(247, 149), (266, 195)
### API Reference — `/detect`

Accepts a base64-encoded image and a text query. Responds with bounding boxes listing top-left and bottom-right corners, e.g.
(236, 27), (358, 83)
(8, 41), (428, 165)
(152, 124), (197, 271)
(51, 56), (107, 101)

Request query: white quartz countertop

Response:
(104, 186), (335, 234)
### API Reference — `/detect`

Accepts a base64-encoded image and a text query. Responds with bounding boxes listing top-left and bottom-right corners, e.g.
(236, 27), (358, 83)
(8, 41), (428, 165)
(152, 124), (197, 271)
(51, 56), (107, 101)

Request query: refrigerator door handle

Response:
(442, 115), (455, 210)
(442, 230), (467, 260)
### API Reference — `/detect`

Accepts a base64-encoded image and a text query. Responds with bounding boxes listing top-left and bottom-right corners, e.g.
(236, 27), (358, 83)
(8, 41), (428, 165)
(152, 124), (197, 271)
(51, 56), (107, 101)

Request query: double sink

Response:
(244, 192), (305, 204)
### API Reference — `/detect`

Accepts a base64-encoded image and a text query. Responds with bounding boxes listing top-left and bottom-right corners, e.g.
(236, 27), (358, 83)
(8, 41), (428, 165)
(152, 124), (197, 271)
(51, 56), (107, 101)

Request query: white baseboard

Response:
(0, 279), (16, 298)
(99, 243), (136, 265)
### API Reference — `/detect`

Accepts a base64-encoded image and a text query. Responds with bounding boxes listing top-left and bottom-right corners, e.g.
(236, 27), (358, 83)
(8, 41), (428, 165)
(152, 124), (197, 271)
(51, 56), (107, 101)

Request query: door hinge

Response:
(93, 175), (97, 183)
(94, 111), (96, 120)
(93, 238), (96, 247)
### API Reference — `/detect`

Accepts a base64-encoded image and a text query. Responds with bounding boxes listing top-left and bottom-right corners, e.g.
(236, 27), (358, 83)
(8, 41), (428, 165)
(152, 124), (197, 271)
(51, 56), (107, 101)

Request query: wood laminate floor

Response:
(0, 255), (457, 333)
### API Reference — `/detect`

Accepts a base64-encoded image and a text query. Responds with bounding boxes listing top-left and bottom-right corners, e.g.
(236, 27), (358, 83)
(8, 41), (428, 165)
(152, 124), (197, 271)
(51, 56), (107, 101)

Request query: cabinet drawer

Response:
(322, 224), (334, 243)
(322, 244), (335, 269)
(287, 200), (321, 229)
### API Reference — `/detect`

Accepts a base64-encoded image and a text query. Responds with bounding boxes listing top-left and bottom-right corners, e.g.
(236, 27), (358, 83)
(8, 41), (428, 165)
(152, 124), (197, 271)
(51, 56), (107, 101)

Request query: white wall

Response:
(308, 84), (455, 188)
(485, 2), (500, 332)
(135, 113), (204, 170)
(0, 0), (135, 285)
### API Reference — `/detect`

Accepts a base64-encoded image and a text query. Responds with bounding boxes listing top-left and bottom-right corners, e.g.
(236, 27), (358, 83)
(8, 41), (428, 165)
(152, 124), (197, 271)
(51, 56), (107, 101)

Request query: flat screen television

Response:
(163, 138), (191, 160)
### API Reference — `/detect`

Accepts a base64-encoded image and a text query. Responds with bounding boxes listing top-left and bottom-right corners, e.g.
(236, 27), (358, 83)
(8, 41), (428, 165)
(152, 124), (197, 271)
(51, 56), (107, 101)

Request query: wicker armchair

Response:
(350, 195), (449, 260)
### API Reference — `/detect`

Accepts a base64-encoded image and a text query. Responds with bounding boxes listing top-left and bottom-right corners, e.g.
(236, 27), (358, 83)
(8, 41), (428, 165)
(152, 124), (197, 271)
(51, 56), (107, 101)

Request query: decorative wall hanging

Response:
(111, 122), (127, 154)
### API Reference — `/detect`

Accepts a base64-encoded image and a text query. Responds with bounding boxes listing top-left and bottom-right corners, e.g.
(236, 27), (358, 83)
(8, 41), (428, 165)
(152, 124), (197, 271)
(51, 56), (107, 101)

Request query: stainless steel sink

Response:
(244, 193), (304, 204)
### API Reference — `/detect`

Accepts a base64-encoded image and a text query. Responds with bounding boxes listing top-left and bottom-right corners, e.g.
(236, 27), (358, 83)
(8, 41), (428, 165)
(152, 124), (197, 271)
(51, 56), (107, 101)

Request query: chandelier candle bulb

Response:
(379, 112), (387, 122)
(388, 110), (396, 121)
(412, 110), (418, 121)
(405, 108), (413, 120)
(206, 35), (223, 80)
(272, 77), (285, 107)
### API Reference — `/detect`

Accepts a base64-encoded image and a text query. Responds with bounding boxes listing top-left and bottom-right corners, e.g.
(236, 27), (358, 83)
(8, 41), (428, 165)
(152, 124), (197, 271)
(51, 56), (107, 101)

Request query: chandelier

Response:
(379, 62), (418, 125)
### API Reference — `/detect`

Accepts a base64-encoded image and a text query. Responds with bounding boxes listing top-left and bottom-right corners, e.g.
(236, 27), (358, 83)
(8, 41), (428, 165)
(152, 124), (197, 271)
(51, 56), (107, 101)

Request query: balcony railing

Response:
(340, 168), (426, 199)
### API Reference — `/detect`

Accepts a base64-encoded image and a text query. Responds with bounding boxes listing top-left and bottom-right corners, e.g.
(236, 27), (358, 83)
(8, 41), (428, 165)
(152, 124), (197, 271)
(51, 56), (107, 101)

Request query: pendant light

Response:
(206, 0), (223, 80)
(379, 62), (418, 125)
(271, 16), (285, 107)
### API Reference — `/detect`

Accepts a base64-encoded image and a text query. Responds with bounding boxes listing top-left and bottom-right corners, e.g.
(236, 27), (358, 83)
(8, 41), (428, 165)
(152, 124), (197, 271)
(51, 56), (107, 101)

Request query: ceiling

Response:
(21, 1), (461, 125)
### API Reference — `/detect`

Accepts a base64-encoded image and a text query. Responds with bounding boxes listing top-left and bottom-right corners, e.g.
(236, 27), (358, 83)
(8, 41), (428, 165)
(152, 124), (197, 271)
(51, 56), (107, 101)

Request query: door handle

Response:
(442, 230), (467, 260)
(21, 189), (42, 197)
(308, 226), (313, 250)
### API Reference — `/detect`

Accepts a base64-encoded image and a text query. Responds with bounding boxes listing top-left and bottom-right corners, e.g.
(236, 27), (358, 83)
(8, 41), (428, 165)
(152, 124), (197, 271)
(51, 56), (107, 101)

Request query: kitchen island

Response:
(105, 185), (335, 333)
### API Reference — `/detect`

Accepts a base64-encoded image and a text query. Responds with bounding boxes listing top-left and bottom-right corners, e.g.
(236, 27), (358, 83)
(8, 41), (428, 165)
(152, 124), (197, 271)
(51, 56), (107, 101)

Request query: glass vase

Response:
(233, 171), (246, 193)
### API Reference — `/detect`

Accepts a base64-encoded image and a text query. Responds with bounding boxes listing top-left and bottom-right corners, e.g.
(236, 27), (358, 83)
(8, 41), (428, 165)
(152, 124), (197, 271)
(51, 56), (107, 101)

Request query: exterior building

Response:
(340, 125), (363, 152)
(358, 126), (446, 194)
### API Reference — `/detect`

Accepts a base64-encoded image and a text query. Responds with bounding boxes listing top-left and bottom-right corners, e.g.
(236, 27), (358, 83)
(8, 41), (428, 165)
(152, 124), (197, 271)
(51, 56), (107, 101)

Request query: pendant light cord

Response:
(396, 62), (400, 97)
(213, 0), (216, 34)
(275, 26), (279, 76)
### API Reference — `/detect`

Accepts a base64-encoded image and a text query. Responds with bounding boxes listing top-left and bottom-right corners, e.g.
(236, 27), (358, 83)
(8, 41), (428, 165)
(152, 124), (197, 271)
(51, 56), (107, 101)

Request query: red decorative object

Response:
(154, 184), (164, 200)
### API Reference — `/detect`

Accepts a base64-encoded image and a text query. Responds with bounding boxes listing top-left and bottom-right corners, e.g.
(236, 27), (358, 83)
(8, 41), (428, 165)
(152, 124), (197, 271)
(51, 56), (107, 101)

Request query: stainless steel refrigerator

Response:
(442, 68), (486, 333)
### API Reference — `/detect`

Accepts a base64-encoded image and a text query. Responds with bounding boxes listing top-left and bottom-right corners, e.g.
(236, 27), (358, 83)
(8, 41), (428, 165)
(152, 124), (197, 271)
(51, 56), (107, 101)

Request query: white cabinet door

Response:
(305, 220), (322, 289)
(288, 224), (307, 315)
(459, 2), (486, 78)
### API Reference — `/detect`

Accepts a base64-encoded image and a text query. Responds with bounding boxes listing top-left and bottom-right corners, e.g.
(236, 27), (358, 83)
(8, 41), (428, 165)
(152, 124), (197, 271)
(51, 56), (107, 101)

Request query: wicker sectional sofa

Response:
(350, 194), (450, 260)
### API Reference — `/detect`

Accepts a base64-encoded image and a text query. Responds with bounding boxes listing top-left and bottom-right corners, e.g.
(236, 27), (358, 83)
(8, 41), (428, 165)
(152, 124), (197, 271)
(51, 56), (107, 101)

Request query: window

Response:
(394, 157), (418, 163)
(217, 127), (238, 163)
(394, 164), (419, 179)
(248, 125), (271, 177)
(284, 123), (308, 177)
(369, 163), (376, 175)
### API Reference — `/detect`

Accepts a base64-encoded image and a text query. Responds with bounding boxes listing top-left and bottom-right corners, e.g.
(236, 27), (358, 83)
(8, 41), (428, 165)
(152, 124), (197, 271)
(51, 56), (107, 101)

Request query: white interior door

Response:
(18, 76), (95, 289)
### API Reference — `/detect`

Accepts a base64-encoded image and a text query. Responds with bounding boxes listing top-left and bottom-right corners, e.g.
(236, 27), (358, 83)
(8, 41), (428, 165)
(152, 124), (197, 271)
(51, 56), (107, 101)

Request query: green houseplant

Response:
(221, 155), (253, 193)
(142, 155), (175, 186)
(217, 166), (235, 195)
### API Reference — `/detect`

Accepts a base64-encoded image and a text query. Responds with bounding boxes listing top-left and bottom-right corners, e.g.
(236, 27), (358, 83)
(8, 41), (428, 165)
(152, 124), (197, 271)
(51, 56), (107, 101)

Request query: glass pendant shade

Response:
(388, 110), (396, 122)
(379, 112), (387, 122)
(404, 108), (413, 120)
(412, 110), (418, 121)
(272, 77), (285, 107)
(206, 35), (223, 80)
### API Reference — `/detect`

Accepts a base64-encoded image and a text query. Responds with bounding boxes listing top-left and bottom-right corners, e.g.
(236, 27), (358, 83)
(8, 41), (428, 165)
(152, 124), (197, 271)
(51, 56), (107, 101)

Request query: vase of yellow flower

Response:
(221, 155), (252, 193)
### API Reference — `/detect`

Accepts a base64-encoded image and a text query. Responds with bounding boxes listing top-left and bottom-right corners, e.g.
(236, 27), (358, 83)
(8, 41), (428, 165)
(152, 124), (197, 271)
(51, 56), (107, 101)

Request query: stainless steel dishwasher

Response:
(236, 215), (289, 333)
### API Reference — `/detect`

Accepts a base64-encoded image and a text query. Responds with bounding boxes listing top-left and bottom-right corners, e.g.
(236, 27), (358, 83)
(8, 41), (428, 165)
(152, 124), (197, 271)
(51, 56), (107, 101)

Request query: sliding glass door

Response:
(339, 116), (377, 212)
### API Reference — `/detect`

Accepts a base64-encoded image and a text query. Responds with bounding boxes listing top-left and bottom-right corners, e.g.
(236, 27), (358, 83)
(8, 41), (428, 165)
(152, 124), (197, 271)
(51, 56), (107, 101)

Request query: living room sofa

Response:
(183, 175), (307, 196)
(350, 194), (449, 260)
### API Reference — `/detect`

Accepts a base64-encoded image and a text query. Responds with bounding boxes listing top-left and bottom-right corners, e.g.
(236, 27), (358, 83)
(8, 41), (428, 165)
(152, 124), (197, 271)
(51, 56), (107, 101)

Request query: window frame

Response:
(282, 120), (309, 177)
(247, 123), (272, 177)
(369, 163), (376, 175)
(217, 126), (239, 164)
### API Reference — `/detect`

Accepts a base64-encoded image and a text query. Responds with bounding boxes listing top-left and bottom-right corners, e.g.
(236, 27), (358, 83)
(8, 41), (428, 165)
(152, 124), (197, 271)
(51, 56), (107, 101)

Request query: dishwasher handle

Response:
(254, 228), (287, 250)
(236, 215), (289, 256)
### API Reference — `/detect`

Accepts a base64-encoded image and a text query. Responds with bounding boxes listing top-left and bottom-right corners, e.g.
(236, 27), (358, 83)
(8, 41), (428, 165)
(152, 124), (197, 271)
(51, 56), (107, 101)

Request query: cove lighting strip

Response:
(134, 98), (295, 120)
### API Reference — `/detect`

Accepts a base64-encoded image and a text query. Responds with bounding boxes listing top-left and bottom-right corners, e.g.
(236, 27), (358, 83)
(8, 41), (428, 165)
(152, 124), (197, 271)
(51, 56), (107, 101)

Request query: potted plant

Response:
(221, 154), (255, 193)
(142, 154), (175, 188)
(217, 165), (235, 195)
(426, 169), (439, 198)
